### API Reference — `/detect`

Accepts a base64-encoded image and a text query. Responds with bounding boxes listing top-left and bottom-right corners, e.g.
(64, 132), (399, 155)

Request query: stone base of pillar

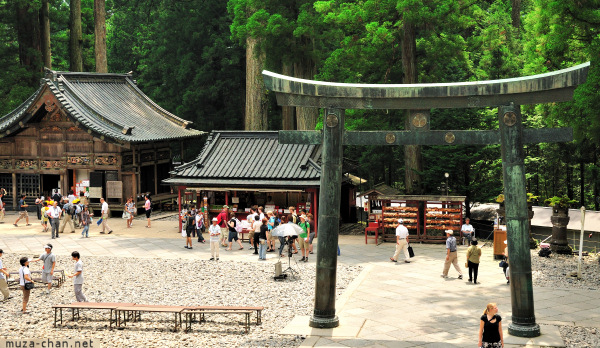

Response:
(309, 315), (339, 328)
(508, 322), (540, 338)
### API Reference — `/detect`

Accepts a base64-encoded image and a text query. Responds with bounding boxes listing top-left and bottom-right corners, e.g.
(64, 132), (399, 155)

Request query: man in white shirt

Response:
(99, 198), (113, 234)
(390, 218), (411, 263)
(461, 217), (474, 246)
(48, 201), (62, 239)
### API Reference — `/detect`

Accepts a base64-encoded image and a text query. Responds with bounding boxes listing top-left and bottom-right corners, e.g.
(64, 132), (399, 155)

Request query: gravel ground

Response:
(0, 254), (362, 347)
(531, 249), (600, 347)
(531, 249), (600, 290)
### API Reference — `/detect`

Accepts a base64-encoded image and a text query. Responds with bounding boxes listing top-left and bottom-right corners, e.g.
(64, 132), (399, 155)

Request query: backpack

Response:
(234, 218), (243, 233)
(182, 217), (189, 230)
(69, 204), (77, 215)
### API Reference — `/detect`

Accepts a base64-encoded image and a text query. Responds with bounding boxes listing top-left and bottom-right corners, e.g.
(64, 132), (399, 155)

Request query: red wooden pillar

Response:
(307, 187), (318, 237)
(225, 191), (229, 206)
(178, 186), (185, 231)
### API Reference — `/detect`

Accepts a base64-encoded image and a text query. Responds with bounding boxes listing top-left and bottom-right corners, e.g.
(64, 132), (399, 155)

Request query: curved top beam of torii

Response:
(263, 62), (590, 109)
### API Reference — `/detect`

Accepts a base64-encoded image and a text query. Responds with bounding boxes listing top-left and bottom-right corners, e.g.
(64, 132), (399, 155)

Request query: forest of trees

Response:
(0, 0), (599, 210)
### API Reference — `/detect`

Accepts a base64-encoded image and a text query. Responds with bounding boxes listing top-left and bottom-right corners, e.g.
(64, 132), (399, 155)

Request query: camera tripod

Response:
(282, 239), (299, 280)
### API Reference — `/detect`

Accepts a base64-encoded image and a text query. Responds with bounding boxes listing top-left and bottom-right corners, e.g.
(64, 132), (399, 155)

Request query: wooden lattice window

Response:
(18, 174), (40, 198)
(0, 174), (11, 198)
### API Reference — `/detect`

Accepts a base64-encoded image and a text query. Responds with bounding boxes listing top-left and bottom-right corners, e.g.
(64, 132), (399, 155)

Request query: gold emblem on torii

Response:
(411, 113), (428, 128)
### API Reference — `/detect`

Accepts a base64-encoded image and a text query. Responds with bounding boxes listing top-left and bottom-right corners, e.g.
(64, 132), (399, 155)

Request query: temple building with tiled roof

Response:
(0, 69), (204, 211)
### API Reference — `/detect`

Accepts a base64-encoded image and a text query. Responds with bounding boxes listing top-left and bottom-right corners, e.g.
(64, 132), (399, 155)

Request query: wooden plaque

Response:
(106, 181), (123, 199)
(88, 187), (102, 198)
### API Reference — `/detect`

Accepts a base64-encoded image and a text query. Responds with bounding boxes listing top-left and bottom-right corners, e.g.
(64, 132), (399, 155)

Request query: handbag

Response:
(499, 260), (507, 268)
(465, 262), (468, 268)
(24, 282), (34, 290)
(407, 245), (415, 258)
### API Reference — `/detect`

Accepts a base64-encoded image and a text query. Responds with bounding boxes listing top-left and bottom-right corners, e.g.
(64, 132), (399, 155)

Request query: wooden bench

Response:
(52, 302), (136, 328)
(10, 269), (65, 288)
(182, 309), (252, 334)
(115, 305), (186, 331)
(186, 305), (263, 325)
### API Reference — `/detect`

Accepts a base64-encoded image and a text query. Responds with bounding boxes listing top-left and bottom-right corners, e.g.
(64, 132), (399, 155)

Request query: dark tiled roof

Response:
(0, 70), (203, 143)
(164, 131), (322, 187)
(362, 183), (400, 196)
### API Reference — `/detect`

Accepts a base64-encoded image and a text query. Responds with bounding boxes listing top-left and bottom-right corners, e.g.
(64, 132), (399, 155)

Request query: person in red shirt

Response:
(216, 205), (229, 247)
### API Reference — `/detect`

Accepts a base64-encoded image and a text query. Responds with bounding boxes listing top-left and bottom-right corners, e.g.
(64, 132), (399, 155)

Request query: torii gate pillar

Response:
(310, 108), (344, 328)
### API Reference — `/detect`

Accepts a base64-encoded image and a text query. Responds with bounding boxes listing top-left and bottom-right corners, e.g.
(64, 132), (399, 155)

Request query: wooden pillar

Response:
(154, 163), (158, 196)
(178, 186), (184, 231)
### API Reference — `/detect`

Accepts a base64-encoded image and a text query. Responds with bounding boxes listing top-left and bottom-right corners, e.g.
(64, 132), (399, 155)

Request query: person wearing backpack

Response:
(59, 198), (76, 234)
(227, 212), (244, 250)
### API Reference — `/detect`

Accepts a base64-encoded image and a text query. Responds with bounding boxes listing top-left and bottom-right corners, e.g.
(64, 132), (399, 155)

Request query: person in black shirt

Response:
(478, 303), (503, 348)
(13, 195), (30, 227)
(184, 210), (195, 249)
(227, 212), (244, 250)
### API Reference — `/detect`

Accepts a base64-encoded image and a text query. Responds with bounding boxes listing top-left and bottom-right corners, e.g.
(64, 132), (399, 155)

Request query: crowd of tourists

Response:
(180, 205), (316, 262)
(8, 190), (129, 238)
(0, 245), (88, 314)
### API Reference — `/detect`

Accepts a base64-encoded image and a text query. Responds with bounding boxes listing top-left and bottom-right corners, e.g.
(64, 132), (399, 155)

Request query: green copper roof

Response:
(0, 70), (204, 144)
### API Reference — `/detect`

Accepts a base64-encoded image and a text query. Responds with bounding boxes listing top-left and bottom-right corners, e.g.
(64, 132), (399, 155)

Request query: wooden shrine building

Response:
(0, 70), (203, 211)
(163, 131), (357, 227)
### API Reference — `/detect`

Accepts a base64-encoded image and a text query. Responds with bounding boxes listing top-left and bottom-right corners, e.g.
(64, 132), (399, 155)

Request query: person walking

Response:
(209, 218), (221, 261)
(502, 240), (509, 284)
(144, 195), (152, 228)
(40, 201), (50, 233)
(441, 229), (463, 279)
(59, 198), (76, 234)
(478, 303), (504, 348)
(227, 212), (244, 250)
(99, 198), (113, 234)
(298, 215), (310, 262)
(127, 197), (136, 228)
(13, 194), (31, 227)
(32, 244), (56, 295)
(266, 211), (276, 252)
(18, 257), (34, 314)
(216, 205), (229, 247)
(195, 210), (206, 243)
(461, 217), (474, 246)
(258, 218), (268, 260)
(184, 210), (195, 249)
(0, 188), (6, 223)
(251, 215), (261, 255)
(68, 251), (87, 302)
(47, 201), (62, 239)
(466, 239), (482, 284)
(81, 205), (92, 238)
(0, 249), (11, 301)
(390, 218), (411, 263)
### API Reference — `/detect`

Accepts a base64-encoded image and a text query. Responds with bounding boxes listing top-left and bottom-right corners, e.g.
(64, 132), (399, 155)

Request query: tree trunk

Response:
(70, 0), (83, 72)
(281, 63), (295, 130)
(16, 1), (42, 83)
(594, 150), (599, 210)
(402, 20), (421, 194)
(40, 0), (51, 69)
(294, 60), (318, 130)
(94, 0), (108, 73)
(511, 0), (521, 29)
(244, 36), (268, 130)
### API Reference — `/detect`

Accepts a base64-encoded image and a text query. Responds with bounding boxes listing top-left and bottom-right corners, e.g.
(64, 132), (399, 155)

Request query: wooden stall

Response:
(376, 195), (465, 244)
(0, 70), (203, 213)
(164, 131), (357, 231)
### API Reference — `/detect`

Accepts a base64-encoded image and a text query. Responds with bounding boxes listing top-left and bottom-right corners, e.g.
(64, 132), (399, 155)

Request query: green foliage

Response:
(545, 195), (577, 208)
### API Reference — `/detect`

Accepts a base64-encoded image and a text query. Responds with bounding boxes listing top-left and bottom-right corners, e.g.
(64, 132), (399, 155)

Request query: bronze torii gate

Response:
(262, 62), (589, 337)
